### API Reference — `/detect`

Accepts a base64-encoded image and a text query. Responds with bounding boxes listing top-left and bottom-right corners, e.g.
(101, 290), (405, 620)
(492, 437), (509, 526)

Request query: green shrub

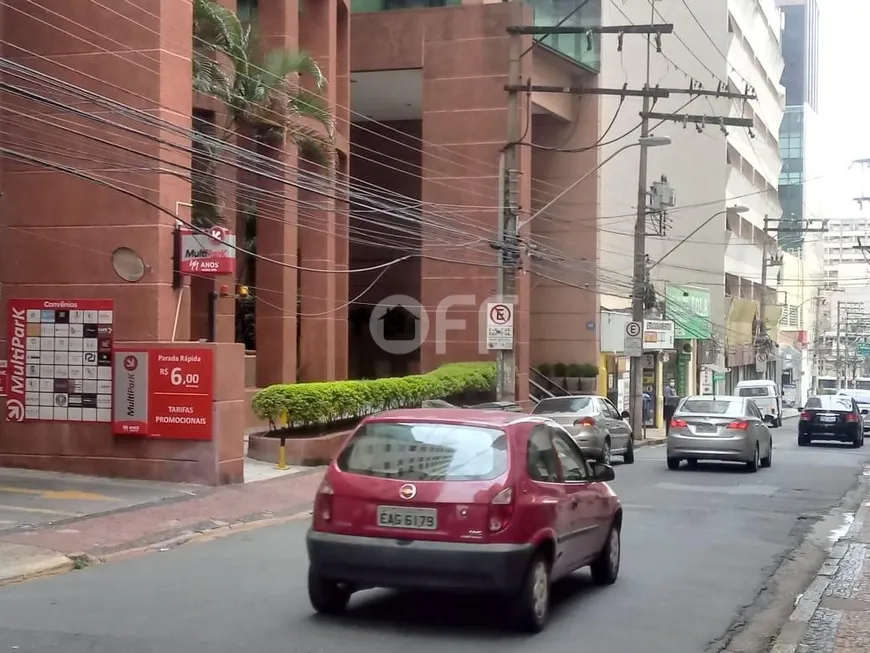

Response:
(537, 363), (552, 376)
(251, 362), (497, 428)
(552, 363), (568, 378)
(575, 363), (600, 378)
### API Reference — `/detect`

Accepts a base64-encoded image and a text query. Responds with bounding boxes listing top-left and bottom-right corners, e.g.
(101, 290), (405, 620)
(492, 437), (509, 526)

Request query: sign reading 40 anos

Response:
(178, 227), (236, 276)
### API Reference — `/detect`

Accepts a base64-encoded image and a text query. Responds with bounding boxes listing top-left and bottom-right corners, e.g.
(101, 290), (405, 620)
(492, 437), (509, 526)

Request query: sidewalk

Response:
(0, 467), (324, 585)
(772, 481), (870, 653)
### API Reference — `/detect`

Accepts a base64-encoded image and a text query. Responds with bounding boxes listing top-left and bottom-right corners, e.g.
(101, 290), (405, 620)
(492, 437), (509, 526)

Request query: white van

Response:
(735, 380), (782, 427)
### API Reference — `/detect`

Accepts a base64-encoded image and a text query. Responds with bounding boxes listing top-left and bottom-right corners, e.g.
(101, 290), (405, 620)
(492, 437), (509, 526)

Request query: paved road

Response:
(2, 420), (870, 653)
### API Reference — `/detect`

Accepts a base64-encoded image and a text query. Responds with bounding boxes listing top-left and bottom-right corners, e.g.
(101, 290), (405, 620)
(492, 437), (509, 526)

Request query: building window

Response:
(352, 0), (459, 13)
(383, 0), (447, 9)
(528, 0), (602, 72)
(237, 0), (258, 23)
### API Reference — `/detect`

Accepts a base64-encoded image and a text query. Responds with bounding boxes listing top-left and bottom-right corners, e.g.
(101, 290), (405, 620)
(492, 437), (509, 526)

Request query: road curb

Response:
(723, 465), (870, 653)
(0, 554), (75, 588)
(86, 509), (312, 566)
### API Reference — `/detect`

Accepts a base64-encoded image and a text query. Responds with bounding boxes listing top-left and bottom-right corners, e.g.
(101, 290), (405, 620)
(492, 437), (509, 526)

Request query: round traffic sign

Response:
(625, 321), (641, 338)
(489, 303), (513, 326)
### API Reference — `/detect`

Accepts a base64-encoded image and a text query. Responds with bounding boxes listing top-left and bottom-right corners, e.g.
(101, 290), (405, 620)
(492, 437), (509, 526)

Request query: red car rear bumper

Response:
(307, 530), (534, 594)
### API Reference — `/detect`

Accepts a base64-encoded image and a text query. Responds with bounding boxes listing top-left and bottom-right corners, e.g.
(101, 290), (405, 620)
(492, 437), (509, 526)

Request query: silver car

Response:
(531, 395), (634, 464)
(836, 390), (870, 433)
(666, 396), (774, 472)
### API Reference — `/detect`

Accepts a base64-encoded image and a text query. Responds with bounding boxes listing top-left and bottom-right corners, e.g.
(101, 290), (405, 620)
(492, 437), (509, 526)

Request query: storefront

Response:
(761, 304), (784, 381)
(724, 296), (760, 391)
(598, 310), (632, 412)
(642, 319), (674, 428)
(665, 284), (714, 397)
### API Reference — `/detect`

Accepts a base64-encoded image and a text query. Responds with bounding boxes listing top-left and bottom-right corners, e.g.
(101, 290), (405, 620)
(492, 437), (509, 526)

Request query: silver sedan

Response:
(666, 396), (774, 473)
(531, 395), (634, 464)
(836, 390), (870, 433)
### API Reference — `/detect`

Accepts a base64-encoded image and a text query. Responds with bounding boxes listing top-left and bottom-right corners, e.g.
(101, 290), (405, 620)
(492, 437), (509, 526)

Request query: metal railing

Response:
(529, 365), (571, 404)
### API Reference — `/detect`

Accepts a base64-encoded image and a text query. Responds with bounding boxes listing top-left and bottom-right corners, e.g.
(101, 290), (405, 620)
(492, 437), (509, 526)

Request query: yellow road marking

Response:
(0, 504), (80, 517)
(0, 486), (117, 502)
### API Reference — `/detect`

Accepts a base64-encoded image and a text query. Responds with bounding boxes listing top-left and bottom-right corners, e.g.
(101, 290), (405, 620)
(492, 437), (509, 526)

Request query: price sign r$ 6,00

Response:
(159, 366), (202, 388)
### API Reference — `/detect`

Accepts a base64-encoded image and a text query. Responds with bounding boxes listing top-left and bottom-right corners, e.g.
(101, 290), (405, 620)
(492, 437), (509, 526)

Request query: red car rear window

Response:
(336, 422), (509, 482)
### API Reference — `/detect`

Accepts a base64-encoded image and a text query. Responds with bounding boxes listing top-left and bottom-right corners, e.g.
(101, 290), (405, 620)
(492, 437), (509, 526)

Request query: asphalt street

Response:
(2, 420), (870, 653)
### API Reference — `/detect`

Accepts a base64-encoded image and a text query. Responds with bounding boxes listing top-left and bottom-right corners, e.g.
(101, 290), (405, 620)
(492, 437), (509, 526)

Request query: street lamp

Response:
(649, 204), (749, 271)
(516, 135), (672, 230)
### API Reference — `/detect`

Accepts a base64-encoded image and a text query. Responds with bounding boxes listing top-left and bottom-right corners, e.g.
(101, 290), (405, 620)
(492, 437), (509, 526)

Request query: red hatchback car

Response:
(306, 408), (623, 632)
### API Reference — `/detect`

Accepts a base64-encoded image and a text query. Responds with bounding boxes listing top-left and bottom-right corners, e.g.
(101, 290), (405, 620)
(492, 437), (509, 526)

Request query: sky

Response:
(821, 0), (870, 216)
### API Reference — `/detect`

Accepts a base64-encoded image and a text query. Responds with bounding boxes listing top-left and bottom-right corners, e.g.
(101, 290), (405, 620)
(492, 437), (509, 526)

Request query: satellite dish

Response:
(111, 246), (146, 283)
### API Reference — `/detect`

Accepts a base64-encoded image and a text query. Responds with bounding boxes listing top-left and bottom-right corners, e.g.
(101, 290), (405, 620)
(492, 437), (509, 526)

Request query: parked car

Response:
(799, 395), (865, 448)
(530, 395), (634, 464)
(666, 395), (774, 472)
(466, 401), (524, 412)
(420, 400), (524, 412)
(836, 389), (870, 433)
(734, 380), (783, 427)
(306, 408), (623, 633)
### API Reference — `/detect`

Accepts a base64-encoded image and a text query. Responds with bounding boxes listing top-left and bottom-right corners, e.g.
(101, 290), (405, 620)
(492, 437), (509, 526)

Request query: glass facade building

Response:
(776, 0), (820, 253)
(779, 107), (804, 251)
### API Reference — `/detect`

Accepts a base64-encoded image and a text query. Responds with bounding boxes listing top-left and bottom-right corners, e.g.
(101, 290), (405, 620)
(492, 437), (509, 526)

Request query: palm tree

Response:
(191, 0), (333, 227)
(191, 0), (334, 351)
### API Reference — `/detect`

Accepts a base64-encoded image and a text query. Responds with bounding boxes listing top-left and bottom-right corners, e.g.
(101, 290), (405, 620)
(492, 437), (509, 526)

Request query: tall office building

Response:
(598, 0), (785, 390)
(777, 0), (822, 253)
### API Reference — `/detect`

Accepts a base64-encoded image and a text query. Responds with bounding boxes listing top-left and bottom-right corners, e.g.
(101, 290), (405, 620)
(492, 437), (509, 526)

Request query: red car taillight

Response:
(314, 478), (334, 522)
(670, 418), (688, 428)
(847, 413), (860, 423)
(488, 487), (514, 533)
(800, 411), (811, 421)
(574, 416), (596, 428)
(726, 420), (750, 430)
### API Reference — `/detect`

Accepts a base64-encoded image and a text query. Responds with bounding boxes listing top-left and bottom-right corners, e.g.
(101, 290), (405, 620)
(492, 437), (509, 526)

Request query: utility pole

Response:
(496, 9), (522, 402)
(837, 301), (843, 389)
(835, 301), (865, 389)
(853, 158), (870, 208)
(629, 0), (657, 442)
(758, 215), (770, 378)
(758, 218), (825, 381)
(500, 18), (672, 404)
(812, 287), (822, 387)
(756, 215), (786, 379)
(502, 13), (753, 424)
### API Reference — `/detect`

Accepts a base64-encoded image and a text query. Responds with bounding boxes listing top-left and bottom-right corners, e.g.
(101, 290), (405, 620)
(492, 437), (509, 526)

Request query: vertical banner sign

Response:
(113, 351), (149, 434)
(112, 348), (214, 440)
(6, 299), (115, 423)
(0, 360), (7, 397)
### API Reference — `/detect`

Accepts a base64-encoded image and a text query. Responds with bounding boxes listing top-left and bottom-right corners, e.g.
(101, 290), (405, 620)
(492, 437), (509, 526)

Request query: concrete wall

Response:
(529, 51), (600, 367)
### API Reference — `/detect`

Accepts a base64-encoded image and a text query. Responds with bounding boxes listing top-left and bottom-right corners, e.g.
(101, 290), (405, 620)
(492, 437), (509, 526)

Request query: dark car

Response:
(799, 395), (866, 448)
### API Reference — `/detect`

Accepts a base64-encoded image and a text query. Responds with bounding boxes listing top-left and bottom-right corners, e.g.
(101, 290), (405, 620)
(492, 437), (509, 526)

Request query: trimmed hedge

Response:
(251, 362), (497, 429)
